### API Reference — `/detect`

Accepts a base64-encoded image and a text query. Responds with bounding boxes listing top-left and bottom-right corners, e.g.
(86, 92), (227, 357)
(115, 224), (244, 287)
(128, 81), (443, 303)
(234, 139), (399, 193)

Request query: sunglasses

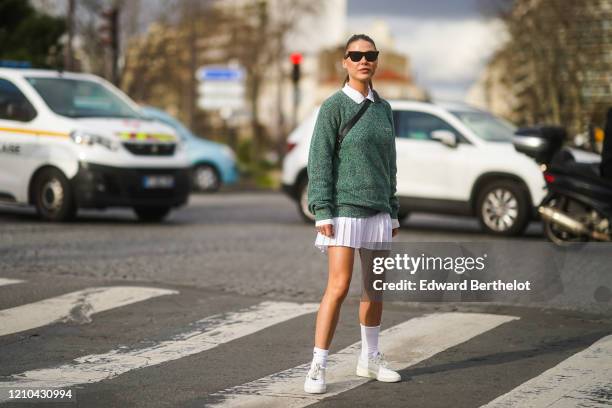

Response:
(344, 50), (379, 62)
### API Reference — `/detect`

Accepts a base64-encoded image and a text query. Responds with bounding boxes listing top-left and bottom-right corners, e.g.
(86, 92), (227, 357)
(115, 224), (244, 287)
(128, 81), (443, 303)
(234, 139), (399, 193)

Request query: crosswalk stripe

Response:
(0, 286), (179, 337)
(480, 334), (612, 408)
(0, 278), (24, 287)
(0, 301), (318, 402)
(207, 312), (519, 408)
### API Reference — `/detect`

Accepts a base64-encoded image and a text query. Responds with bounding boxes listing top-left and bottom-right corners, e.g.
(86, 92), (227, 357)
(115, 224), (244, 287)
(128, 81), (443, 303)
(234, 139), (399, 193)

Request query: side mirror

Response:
(431, 130), (457, 148)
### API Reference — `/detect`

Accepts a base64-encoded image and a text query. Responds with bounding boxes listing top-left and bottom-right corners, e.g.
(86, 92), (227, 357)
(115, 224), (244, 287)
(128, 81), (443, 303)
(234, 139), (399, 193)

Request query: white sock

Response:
(360, 324), (380, 359)
(313, 347), (329, 368)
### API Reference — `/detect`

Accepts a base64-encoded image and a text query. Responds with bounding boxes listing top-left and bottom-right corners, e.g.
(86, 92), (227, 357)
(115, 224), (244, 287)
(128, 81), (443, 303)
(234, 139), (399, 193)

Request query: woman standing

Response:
(304, 34), (401, 394)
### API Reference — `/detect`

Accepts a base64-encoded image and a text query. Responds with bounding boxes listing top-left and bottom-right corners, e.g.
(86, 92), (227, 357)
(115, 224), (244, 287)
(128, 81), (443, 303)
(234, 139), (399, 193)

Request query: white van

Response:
(282, 100), (547, 236)
(0, 68), (191, 222)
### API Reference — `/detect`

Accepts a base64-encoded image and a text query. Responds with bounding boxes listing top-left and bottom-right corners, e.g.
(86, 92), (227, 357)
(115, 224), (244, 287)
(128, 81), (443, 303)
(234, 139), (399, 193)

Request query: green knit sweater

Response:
(307, 90), (399, 221)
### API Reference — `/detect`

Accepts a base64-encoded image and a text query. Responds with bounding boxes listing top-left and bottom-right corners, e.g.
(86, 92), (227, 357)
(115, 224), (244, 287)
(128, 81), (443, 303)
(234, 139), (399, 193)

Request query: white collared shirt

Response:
(342, 83), (376, 104)
(314, 85), (400, 230)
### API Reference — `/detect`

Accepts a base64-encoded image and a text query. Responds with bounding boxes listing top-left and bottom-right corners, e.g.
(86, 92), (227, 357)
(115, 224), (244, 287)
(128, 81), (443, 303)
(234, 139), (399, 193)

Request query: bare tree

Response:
(481, 0), (612, 135)
(77, 0), (106, 75)
(121, 0), (321, 166)
(220, 0), (322, 162)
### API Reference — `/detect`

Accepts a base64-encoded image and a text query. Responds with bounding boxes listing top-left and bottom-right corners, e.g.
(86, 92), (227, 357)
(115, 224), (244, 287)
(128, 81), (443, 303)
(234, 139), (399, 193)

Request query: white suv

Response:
(281, 100), (546, 236)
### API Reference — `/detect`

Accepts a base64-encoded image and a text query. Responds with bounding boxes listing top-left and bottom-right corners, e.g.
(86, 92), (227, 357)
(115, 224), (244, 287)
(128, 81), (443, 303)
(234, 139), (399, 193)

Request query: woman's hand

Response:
(316, 224), (334, 238)
(392, 227), (399, 237)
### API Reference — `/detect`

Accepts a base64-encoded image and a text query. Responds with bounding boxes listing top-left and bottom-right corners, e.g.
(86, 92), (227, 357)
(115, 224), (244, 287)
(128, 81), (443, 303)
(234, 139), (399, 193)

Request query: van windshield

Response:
(451, 111), (516, 142)
(26, 77), (143, 119)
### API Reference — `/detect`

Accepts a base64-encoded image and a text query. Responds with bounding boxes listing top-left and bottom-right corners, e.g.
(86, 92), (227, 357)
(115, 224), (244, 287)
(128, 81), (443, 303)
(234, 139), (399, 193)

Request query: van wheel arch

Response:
(30, 166), (76, 222)
(29, 165), (68, 205)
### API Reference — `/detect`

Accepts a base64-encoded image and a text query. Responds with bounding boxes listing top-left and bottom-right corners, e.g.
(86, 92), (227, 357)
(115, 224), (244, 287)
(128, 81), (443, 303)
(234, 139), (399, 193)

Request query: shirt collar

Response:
(342, 83), (375, 104)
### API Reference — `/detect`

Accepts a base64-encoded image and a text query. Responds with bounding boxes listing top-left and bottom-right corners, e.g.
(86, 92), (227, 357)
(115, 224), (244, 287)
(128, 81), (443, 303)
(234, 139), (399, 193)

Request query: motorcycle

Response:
(513, 126), (612, 244)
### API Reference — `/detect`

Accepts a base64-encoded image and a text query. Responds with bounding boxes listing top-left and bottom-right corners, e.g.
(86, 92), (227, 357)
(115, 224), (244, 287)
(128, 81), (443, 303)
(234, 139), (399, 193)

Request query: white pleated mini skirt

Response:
(314, 212), (393, 253)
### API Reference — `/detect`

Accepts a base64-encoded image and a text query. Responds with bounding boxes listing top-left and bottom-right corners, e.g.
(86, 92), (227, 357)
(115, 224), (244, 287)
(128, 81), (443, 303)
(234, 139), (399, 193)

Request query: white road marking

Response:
(481, 334), (612, 408)
(0, 301), (318, 403)
(0, 286), (178, 337)
(0, 278), (24, 287)
(208, 312), (519, 408)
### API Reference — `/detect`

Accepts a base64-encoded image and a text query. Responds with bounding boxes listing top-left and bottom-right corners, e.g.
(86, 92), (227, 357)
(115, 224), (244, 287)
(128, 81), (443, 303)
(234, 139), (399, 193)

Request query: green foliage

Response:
(236, 137), (252, 165)
(0, 0), (66, 68)
(235, 138), (279, 189)
(254, 171), (276, 189)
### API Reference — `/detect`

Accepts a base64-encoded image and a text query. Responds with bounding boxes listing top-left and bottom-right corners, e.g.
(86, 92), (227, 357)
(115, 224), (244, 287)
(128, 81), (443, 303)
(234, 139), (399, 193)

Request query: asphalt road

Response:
(0, 192), (610, 408)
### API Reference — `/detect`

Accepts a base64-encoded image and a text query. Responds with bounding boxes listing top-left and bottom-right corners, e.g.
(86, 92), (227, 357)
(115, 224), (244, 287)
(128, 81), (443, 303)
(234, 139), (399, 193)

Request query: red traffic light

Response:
(290, 52), (302, 65)
(98, 7), (119, 47)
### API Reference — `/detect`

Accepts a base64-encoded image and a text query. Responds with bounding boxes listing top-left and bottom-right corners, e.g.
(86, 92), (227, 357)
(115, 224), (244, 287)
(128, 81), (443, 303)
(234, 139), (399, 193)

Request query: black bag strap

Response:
(335, 92), (378, 155)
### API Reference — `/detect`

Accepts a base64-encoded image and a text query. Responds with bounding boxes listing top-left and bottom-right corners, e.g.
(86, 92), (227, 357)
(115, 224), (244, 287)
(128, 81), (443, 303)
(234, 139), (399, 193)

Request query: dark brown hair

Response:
(343, 34), (377, 89)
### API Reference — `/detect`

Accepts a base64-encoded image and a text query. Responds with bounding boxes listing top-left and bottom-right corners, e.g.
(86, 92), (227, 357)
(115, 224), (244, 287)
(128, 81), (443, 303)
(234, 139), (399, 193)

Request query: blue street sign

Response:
(0, 60), (32, 68)
(197, 66), (244, 82)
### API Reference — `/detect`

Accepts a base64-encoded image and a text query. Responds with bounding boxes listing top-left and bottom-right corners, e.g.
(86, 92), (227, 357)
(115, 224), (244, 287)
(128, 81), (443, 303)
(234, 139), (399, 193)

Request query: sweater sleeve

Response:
(307, 102), (340, 221)
(386, 103), (400, 220)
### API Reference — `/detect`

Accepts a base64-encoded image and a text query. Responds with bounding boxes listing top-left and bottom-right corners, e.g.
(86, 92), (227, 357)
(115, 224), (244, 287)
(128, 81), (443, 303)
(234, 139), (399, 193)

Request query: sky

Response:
(32, 0), (509, 102)
(346, 0), (509, 101)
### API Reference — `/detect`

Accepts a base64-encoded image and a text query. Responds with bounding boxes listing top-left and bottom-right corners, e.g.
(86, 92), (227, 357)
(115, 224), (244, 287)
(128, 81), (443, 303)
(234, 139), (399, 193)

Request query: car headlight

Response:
(70, 130), (119, 151)
(221, 145), (236, 161)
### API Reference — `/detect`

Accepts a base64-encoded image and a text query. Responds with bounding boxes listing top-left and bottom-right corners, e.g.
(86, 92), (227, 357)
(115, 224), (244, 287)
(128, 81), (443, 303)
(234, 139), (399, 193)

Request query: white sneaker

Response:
(304, 361), (327, 394)
(356, 351), (401, 382)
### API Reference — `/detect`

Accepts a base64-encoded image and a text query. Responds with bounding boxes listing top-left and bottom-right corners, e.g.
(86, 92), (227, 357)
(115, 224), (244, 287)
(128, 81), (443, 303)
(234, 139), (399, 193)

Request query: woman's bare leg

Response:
(314, 246), (355, 349)
(354, 246), (402, 382)
(358, 248), (385, 326)
(359, 301), (383, 326)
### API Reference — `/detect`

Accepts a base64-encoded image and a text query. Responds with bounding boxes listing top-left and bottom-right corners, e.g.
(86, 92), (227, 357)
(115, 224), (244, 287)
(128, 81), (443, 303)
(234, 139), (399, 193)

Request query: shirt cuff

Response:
(391, 218), (400, 229)
(315, 219), (333, 226)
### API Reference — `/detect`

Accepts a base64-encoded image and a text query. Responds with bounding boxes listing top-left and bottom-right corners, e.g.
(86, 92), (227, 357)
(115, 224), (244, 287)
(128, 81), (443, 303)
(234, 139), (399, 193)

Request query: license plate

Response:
(143, 175), (175, 189)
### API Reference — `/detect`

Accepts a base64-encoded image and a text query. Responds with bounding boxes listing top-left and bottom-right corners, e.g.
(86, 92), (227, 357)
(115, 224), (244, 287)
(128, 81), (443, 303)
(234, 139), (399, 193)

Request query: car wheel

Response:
(298, 178), (315, 223)
(33, 168), (76, 222)
(476, 180), (529, 236)
(133, 206), (171, 222)
(193, 164), (220, 192)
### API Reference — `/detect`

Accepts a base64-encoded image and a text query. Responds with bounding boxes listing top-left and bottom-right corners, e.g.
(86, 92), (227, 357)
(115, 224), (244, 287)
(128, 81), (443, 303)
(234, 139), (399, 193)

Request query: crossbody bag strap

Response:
(335, 99), (372, 155)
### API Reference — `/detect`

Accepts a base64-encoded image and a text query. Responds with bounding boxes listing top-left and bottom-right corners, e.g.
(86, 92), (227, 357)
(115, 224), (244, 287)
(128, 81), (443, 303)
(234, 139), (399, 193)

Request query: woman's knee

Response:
(325, 281), (350, 301)
(325, 246), (354, 302)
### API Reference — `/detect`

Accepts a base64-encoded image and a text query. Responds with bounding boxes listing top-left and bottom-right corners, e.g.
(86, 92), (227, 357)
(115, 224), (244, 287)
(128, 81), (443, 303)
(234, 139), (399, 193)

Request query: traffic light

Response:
(289, 52), (302, 128)
(99, 7), (119, 84)
(99, 8), (118, 49)
(290, 52), (302, 84)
